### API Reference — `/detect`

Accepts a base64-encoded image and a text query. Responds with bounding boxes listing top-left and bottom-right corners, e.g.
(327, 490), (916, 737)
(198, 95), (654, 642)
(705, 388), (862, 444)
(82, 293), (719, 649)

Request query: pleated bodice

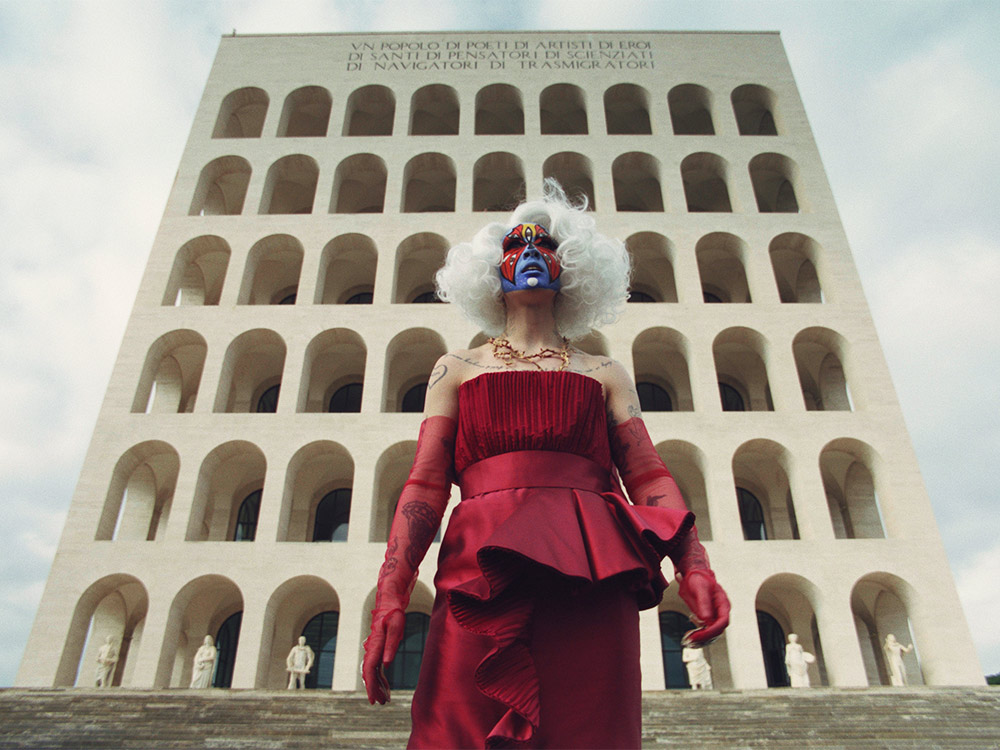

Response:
(453, 370), (613, 475)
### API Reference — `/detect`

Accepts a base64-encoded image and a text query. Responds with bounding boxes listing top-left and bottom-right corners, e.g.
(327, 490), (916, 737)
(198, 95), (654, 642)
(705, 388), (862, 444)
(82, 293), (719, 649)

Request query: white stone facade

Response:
(17, 30), (983, 692)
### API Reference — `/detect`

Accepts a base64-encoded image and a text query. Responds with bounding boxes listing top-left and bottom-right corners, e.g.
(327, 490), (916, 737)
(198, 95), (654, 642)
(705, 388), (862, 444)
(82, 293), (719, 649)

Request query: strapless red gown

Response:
(408, 371), (693, 749)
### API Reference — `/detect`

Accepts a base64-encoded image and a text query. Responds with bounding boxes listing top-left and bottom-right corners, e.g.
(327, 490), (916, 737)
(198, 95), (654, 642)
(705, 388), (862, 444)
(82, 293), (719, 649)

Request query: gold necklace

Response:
(489, 335), (570, 371)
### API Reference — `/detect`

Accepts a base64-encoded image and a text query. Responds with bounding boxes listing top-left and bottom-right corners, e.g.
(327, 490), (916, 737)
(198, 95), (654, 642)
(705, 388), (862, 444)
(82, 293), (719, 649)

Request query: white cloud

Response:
(2, 0), (998, 685)
(955, 542), (1000, 675)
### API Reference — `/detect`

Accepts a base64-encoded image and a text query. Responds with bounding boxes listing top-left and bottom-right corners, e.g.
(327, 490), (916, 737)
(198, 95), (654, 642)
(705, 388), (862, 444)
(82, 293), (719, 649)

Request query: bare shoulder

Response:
(568, 350), (629, 391)
(439, 345), (506, 383)
(569, 352), (640, 426)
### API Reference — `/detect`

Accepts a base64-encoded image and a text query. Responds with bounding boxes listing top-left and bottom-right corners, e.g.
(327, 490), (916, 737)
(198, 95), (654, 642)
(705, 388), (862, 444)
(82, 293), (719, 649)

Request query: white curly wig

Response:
(436, 180), (630, 340)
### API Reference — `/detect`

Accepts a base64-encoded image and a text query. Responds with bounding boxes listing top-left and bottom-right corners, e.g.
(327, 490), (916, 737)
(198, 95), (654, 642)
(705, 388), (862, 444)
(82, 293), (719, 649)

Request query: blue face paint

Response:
(499, 223), (562, 293)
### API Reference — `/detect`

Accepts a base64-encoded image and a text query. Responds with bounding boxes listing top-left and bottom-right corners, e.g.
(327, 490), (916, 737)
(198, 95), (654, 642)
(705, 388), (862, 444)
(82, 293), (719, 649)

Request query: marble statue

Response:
(286, 636), (316, 689)
(784, 633), (815, 687)
(682, 645), (713, 690)
(189, 635), (217, 689)
(883, 633), (914, 686)
(94, 636), (119, 687)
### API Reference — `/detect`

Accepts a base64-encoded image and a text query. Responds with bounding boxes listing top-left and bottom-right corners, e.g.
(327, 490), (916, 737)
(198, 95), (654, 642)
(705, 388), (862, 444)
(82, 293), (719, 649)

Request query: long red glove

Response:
(610, 417), (731, 645)
(362, 416), (457, 704)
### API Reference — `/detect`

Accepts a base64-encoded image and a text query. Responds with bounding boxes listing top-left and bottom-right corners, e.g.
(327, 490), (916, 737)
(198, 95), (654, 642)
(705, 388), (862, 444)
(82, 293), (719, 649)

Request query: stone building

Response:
(17, 30), (983, 692)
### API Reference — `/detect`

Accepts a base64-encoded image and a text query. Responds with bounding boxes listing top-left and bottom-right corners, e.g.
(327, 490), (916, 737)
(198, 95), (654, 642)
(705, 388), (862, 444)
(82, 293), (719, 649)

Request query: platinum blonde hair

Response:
(436, 180), (630, 340)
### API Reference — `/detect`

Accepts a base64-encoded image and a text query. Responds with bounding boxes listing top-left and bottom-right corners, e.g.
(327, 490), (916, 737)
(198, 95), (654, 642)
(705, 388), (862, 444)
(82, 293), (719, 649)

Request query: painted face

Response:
(499, 223), (562, 293)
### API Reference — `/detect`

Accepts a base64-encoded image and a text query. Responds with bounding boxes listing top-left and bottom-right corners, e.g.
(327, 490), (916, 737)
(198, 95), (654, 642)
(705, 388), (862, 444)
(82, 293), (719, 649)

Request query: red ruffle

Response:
(447, 451), (692, 748)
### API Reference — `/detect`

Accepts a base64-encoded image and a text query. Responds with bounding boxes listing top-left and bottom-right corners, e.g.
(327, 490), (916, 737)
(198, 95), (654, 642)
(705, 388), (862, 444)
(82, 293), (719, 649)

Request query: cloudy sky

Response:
(1, 0), (997, 686)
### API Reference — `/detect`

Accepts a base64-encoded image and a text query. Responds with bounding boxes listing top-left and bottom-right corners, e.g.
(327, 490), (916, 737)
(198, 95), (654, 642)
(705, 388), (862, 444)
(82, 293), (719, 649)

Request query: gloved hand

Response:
(362, 416), (456, 705)
(611, 417), (731, 644)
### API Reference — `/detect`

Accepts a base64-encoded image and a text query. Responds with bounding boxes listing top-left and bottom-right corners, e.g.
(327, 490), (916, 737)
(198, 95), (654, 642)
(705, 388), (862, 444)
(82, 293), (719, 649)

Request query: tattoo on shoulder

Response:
(627, 404), (641, 419)
(571, 359), (614, 375)
(444, 353), (504, 371)
(428, 363), (447, 390)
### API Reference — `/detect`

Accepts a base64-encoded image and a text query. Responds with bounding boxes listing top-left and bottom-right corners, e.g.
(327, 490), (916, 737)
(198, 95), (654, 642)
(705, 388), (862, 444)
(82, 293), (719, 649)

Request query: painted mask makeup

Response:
(499, 223), (562, 293)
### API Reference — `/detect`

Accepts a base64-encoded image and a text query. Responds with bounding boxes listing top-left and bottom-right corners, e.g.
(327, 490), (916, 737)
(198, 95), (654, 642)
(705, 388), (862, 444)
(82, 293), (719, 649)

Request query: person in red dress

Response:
(363, 181), (730, 749)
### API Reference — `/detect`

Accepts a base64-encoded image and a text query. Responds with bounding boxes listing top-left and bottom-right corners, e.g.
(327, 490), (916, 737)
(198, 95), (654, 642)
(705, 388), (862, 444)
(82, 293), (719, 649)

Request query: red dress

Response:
(408, 371), (692, 749)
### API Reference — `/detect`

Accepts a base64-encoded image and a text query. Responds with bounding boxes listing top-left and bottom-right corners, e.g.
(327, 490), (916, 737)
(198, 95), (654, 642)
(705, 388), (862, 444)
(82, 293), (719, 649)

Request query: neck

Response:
(501, 290), (562, 350)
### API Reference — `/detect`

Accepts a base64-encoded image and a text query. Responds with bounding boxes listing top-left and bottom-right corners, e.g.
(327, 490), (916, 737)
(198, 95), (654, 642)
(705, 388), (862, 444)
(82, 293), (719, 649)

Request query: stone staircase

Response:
(0, 687), (997, 749)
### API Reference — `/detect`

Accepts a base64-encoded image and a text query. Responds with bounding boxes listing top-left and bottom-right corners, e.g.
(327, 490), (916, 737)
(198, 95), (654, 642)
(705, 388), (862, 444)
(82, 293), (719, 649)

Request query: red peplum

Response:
(407, 371), (693, 749)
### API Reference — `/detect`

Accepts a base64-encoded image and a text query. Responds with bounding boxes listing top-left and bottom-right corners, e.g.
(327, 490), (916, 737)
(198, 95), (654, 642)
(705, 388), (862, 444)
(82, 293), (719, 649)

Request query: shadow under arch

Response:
(96, 440), (180, 542)
(732, 438), (799, 541)
(850, 571), (924, 686)
(657, 584), (732, 689)
(653, 439), (710, 539)
(632, 327), (693, 412)
(257, 574), (340, 688)
(382, 328), (448, 412)
(278, 440), (355, 542)
(55, 573), (149, 687)
(186, 440), (267, 541)
(155, 574), (244, 688)
(756, 572), (827, 687)
(360, 579), (435, 691)
(820, 437), (886, 539)
(371, 439), (419, 542)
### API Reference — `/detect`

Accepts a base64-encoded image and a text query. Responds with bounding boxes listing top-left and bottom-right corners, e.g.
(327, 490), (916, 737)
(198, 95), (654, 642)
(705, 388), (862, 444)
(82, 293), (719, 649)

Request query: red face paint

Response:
(500, 223), (561, 288)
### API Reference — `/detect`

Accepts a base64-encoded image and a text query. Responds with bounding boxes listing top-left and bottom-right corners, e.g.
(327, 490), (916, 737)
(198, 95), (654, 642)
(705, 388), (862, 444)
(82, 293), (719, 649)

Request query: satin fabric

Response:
(407, 371), (692, 749)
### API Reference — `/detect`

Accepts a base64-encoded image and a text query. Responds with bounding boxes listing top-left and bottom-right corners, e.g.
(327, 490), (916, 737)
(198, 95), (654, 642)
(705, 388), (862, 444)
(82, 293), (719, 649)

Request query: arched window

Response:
(612, 152), (663, 212)
(386, 612), (430, 689)
(637, 382), (672, 412)
(256, 384), (280, 413)
(277, 86), (331, 137)
(345, 292), (373, 305)
(401, 153), (456, 213)
(540, 84), (588, 134)
(475, 84), (524, 135)
(213, 611), (242, 688)
(259, 155), (319, 214)
(756, 611), (788, 687)
(213, 87), (268, 138)
(659, 611), (696, 689)
(604, 84), (651, 135)
(401, 383), (427, 413)
(410, 85), (459, 135)
(737, 488), (766, 540)
(312, 489), (351, 542)
(328, 383), (363, 413)
(668, 84), (714, 135)
(749, 154), (800, 213)
(732, 84), (778, 136)
(234, 490), (261, 541)
(628, 291), (655, 303)
(704, 292), (724, 304)
(190, 156), (251, 216)
(344, 85), (395, 136)
(719, 383), (745, 411)
(301, 611), (339, 689)
(411, 291), (442, 304)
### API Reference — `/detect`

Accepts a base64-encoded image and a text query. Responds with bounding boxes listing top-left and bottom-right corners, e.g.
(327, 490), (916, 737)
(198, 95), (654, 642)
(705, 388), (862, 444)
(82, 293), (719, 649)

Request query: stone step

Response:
(0, 687), (997, 749)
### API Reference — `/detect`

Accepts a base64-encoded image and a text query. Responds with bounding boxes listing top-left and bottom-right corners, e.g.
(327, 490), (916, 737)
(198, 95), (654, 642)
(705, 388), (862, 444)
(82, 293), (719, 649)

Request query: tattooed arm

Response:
(362, 414), (457, 704)
(603, 361), (730, 643)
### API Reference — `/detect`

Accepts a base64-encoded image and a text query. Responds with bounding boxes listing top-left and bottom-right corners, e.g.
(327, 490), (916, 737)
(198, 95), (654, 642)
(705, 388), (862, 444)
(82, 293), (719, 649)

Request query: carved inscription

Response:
(345, 38), (655, 72)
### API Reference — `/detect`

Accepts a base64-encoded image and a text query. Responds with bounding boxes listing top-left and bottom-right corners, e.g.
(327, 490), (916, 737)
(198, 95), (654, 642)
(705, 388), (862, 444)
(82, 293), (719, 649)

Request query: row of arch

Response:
(99, 432), (885, 547)
(135, 325), (855, 418)
(62, 569), (922, 690)
(214, 82), (780, 139)
(165, 231), (824, 308)
(191, 150), (801, 216)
